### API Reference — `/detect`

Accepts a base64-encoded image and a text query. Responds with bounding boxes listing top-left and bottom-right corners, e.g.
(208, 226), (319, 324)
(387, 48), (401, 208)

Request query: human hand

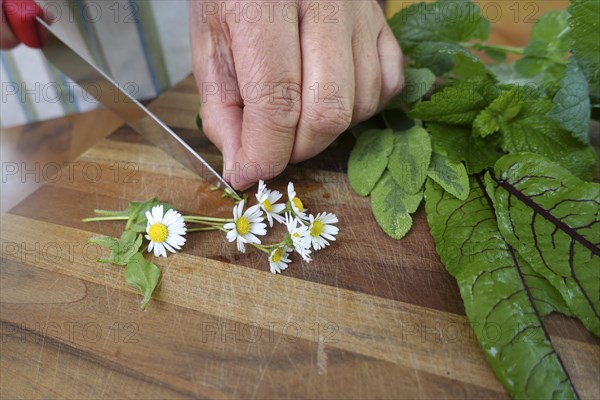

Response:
(189, 0), (404, 189)
(1, 0), (50, 49)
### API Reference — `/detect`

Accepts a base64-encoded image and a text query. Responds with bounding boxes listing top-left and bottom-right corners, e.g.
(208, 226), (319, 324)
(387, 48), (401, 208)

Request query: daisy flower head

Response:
(269, 246), (292, 274)
(308, 212), (339, 250)
(287, 182), (308, 220)
(284, 213), (312, 262)
(145, 205), (187, 257)
(255, 180), (286, 227)
(224, 200), (267, 253)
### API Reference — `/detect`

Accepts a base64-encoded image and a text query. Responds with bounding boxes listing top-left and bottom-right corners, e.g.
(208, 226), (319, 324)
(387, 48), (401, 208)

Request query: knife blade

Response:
(35, 17), (238, 196)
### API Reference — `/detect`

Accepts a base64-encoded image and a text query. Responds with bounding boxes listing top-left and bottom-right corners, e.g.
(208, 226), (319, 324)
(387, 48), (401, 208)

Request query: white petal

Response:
(323, 225), (339, 235)
(223, 222), (235, 230)
(145, 210), (154, 225)
(244, 232), (261, 244)
(226, 229), (237, 242)
(272, 204), (286, 214)
(153, 242), (163, 257)
(152, 205), (164, 223)
(236, 239), (246, 253)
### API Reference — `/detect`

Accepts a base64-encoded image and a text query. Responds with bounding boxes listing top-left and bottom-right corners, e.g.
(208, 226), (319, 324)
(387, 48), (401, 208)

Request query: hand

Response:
(189, 0), (404, 189)
(1, 0), (51, 49)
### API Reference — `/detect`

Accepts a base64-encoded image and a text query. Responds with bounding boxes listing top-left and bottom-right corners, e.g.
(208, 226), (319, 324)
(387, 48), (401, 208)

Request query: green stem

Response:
(184, 216), (233, 223)
(82, 216), (129, 223)
(93, 209), (129, 217)
(187, 227), (219, 233)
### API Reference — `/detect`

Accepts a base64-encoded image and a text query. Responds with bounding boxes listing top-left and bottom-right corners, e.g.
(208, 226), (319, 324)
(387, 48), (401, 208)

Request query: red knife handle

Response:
(2, 0), (46, 48)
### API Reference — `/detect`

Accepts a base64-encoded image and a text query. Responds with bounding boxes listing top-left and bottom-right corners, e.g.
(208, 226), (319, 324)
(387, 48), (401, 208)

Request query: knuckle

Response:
(301, 103), (352, 138)
(353, 99), (379, 122)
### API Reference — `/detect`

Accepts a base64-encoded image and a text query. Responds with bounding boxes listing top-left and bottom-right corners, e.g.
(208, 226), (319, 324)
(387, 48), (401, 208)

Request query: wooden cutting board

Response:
(1, 76), (598, 399)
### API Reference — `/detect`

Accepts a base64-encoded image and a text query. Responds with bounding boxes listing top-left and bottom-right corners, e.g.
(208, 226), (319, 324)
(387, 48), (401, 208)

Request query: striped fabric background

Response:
(0, 0), (191, 127)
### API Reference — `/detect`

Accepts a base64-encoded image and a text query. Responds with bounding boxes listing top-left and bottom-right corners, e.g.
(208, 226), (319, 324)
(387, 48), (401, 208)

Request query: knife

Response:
(2, 0), (238, 195)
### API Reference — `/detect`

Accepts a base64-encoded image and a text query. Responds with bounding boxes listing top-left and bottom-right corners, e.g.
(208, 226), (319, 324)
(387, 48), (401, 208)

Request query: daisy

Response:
(255, 180), (286, 227)
(308, 212), (339, 250)
(145, 205), (187, 258)
(224, 200), (267, 253)
(269, 246), (292, 274)
(287, 182), (308, 220)
(284, 213), (312, 262)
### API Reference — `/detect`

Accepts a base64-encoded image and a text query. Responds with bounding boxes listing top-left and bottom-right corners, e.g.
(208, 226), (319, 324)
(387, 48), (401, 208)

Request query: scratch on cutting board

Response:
(317, 336), (327, 375)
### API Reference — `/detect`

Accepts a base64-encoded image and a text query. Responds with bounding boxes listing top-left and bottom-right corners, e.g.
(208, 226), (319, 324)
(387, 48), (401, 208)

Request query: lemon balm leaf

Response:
(371, 172), (423, 240)
(88, 230), (142, 266)
(348, 129), (395, 196)
(387, 68), (436, 107)
(388, 0), (489, 53)
(410, 80), (490, 126)
(426, 153), (469, 200)
(549, 60), (591, 144)
(425, 177), (578, 399)
(487, 153), (600, 336)
(570, 0), (600, 102)
(387, 126), (432, 194)
(124, 252), (161, 310)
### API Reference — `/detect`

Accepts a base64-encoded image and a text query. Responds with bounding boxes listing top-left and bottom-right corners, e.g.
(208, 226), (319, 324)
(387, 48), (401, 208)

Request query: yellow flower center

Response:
(236, 216), (250, 235)
(310, 220), (324, 237)
(292, 197), (304, 211)
(262, 199), (272, 212)
(272, 247), (283, 263)
(148, 223), (168, 243)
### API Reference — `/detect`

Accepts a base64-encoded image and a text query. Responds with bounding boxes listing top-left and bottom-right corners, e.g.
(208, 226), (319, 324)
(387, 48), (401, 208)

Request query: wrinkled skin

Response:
(189, 0), (404, 189)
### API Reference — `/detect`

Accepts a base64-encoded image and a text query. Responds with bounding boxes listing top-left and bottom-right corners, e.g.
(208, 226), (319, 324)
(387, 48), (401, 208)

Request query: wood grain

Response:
(1, 76), (598, 399)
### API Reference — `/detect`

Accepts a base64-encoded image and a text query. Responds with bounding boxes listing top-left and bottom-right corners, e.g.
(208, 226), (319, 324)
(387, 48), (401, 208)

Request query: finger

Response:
(189, 1), (243, 176)
(1, 5), (20, 49)
(228, 6), (302, 190)
(377, 24), (404, 106)
(290, 1), (354, 164)
(351, 16), (382, 123)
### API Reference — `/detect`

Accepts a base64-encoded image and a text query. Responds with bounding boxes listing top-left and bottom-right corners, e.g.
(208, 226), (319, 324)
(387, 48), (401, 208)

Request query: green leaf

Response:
(389, 0), (489, 54)
(410, 80), (491, 126)
(88, 230), (142, 266)
(371, 172), (422, 240)
(387, 126), (432, 194)
(549, 60), (591, 144)
(530, 10), (571, 57)
(487, 153), (600, 336)
(348, 129), (395, 196)
(125, 252), (161, 310)
(570, 0), (600, 102)
(473, 86), (528, 137)
(482, 86), (597, 180)
(424, 177), (578, 399)
(387, 68), (436, 107)
(489, 63), (544, 89)
(426, 153), (469, 200)
(426, 123), (502, 174)
(519, 258), (573, 319)
(126, 198), (175, 233)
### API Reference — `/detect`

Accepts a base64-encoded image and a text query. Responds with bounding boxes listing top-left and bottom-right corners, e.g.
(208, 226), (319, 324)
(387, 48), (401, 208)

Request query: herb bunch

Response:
(348, 0), (599, 398)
